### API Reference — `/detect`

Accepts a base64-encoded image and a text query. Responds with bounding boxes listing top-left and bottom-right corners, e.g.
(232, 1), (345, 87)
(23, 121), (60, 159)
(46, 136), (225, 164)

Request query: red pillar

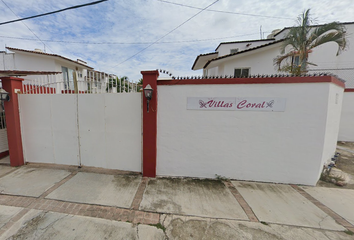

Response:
(141, 70), (159, 177)
(1, 77), (24, 167)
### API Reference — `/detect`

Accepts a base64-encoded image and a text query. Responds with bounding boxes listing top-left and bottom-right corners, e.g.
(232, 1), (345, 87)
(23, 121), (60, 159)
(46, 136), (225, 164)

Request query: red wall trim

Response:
(157, 76), (345, 88)
(344, 88), (354, 92)
(0, 150), (9, 159)
(141, 70), (159, 177)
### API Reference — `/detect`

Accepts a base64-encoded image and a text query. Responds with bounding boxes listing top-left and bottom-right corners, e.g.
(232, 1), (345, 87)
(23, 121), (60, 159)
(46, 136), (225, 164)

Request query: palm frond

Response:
(308, 22), (346, 42)
(307, 61), (318, 66)
(309, 26), (347, 55)
(273, 51), (296, 70)
(274, 8), (347, 75)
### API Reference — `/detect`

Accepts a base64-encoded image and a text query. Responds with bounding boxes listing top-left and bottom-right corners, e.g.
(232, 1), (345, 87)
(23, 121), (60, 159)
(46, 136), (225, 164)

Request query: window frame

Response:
(61, 66), (75, 90)
(234, 68), (250, 78)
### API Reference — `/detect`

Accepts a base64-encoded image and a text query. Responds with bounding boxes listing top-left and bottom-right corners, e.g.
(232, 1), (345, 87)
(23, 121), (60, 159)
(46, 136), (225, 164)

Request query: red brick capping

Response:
(141, 70), (159, 178)
(344, 88), (354, 92)
(1, 77), (25, 167)
(157, 76), (345, 88)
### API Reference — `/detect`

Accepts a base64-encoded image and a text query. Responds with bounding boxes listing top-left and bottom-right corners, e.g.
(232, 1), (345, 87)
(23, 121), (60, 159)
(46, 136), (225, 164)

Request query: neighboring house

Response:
(192, 22), (354, 88)
(0, 47), (95, 93)
(192, 22), (354, 141)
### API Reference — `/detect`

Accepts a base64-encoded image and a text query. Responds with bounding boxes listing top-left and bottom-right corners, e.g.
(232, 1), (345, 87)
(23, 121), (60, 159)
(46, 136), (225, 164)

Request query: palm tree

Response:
(274, 9), (347, 75)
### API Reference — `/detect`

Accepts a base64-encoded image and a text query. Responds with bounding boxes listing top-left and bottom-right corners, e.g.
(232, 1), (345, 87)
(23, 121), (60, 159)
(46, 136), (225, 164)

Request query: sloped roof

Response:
(191, 52), (218, 70)
(0, 70), (61, 77)
(215, 38), (275, 51)
(6, 47), (94, 69)
(203, 39), (284, 69)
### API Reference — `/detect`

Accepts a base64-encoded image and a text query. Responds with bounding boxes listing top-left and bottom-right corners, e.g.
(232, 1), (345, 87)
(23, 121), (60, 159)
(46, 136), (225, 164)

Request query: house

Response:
(192, 22), (354, 141)
(0, 47), (95, 93)
(192, 22), (354, 87)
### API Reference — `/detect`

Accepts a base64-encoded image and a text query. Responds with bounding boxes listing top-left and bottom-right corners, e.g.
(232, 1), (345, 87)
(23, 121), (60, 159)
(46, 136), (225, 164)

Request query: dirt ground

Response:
(316, 142), (354, 189)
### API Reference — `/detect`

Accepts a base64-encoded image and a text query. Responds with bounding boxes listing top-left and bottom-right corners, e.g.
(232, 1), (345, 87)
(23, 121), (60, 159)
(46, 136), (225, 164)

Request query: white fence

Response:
(18, 84), (142, 171)
(21, 71), (141, 94)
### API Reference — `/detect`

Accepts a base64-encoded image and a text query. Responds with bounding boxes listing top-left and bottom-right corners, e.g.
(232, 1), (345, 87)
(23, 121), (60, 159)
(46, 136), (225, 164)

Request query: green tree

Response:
(274, 9), (347, 75)
(106, 76), (129, 93)
(137, 78), (143, 92)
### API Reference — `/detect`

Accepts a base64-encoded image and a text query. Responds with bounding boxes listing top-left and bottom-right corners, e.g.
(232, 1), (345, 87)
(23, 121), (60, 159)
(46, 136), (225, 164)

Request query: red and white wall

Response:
(2, 73), (345, 186)
(150, 75), (344, 186)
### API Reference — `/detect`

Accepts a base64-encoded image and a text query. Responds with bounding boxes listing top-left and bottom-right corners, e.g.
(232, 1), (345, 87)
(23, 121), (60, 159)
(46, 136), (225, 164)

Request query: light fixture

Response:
(0, 89), (10, 102)
(143, 84), (153, 113)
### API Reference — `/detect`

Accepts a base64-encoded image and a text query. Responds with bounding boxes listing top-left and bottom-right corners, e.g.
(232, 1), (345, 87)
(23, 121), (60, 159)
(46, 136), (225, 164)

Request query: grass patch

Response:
(215, 174), (230, 181)
(149, 223), (166, 232)
(344, 230), (353, 235)
(260, 221), (269, 226)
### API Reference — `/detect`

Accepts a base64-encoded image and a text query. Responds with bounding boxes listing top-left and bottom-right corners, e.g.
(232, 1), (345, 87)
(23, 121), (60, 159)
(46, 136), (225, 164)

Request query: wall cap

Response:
(157, 75), (345, 88)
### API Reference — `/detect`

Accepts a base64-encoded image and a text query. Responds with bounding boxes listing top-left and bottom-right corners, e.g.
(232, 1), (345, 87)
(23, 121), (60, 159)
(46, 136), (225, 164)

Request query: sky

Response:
(0, 0), (353, 82)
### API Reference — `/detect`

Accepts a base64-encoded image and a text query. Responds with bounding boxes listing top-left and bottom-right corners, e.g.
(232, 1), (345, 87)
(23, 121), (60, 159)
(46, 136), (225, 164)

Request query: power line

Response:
(1, 0), (53, 53)
(0, 0), (108, 26)
(157, 0), (293, 20)
(116, 0), (220, 66)
(0, 32), (262, 44)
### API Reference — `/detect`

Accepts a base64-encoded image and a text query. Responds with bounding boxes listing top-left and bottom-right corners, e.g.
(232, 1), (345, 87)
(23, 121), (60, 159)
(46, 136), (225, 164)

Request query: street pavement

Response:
(0, 164), (354, 239)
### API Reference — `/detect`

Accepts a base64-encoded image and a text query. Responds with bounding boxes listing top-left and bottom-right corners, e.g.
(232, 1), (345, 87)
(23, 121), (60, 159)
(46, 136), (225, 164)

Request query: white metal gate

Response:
(18, 72), (142, 172)
(0, 103), (9, 155)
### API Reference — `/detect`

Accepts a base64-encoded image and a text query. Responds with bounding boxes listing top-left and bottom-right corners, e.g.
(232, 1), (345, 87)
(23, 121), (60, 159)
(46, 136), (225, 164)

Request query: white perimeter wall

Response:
(321, 84), (344, 164)
(338, 92), (354, 141)
(19, 94), (142, 172)
(157, 82), (343, 185)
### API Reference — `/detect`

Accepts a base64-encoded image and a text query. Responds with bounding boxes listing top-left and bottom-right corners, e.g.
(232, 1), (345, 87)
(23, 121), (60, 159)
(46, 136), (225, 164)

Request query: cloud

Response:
(0, 0), (353, 81)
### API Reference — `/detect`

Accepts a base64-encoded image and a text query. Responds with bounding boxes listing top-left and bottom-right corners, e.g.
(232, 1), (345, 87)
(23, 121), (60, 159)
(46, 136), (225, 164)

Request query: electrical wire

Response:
(116, 0), (220, 66)
(0, 0), (108, 26)
(156, 0), (293, 20)
(0, 32), (261, 44)
(1, 0), (53, 53)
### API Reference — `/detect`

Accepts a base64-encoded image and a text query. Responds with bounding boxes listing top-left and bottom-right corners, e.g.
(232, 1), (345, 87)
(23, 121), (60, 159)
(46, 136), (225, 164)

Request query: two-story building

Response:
(0, 47), (95, 93)
(193, 23), (354, 86)
(192, 22), (354, 141)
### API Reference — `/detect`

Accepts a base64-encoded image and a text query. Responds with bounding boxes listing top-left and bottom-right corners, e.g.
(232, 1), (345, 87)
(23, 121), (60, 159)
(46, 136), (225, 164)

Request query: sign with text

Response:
(187, 97), (286, 112)
(187, 97), (236, 111)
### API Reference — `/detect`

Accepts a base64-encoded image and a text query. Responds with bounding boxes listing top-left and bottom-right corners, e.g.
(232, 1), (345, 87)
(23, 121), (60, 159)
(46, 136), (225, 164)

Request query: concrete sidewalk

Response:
(0, 164), (354, 239)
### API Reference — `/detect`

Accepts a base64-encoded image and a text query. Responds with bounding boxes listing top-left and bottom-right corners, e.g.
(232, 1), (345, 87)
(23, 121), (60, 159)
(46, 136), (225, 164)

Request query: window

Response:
(62, 67), (75, 90)
(234, 68), (250, 78)
(230, 48), (239, 54)
(291, 55), (301, 73)
(292, 55), (300, 67)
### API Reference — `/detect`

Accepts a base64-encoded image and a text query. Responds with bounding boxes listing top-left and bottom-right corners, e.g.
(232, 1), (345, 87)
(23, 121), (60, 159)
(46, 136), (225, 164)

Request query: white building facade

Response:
(0, 47), (94, 93)
(193, 23), (354, 87)
(192, 22), (354, 141)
